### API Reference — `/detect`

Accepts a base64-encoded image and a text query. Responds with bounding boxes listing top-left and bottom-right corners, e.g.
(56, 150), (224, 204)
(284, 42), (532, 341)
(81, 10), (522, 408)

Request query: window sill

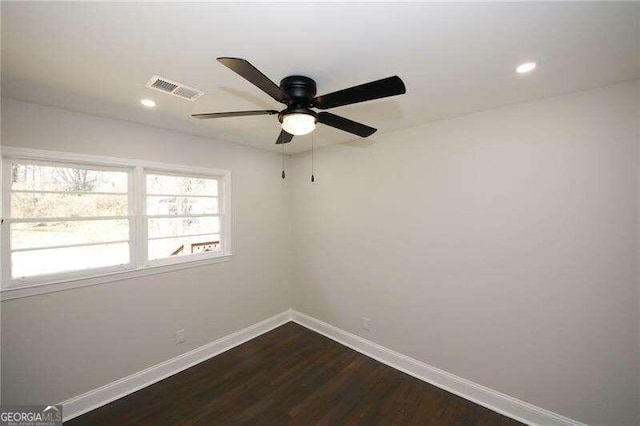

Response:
(0, 253), (233, 301)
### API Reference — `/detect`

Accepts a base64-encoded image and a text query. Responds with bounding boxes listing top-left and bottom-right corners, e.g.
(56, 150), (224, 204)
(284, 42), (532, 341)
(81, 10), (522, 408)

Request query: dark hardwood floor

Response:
(67, 322), (523, 425)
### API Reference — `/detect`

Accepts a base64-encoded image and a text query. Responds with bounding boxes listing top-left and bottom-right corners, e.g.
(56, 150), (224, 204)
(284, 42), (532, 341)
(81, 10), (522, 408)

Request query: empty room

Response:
(0, 2), (638, 425)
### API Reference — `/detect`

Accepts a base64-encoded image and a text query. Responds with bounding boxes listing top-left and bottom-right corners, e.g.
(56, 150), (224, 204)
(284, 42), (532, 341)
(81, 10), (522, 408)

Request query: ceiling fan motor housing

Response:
(280, 75), (317, 105)
(278, 75), (318, 124)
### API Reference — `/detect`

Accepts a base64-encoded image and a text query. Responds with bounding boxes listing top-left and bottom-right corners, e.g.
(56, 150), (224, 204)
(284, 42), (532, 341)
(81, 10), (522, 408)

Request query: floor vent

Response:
(146, 76), (204, 101)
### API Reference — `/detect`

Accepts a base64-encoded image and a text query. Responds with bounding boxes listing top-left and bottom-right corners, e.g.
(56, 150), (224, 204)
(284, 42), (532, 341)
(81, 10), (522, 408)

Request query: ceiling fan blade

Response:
(217, 57), (290, 104)
(318, 112), (377, 137)
(275, 129), (294, 145)
(192, 110), (279, 119)
(313, 76), (406, 110)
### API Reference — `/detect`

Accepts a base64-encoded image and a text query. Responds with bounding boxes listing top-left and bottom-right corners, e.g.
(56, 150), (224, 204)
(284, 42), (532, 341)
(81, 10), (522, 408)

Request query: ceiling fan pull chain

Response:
(311, 132), (315, 183)
(281, 143), (286, 179)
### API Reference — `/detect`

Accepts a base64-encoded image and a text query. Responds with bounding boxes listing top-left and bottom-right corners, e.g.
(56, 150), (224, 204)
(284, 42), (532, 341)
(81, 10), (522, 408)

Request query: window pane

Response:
(11, 193), (128, 218)
(146, 196), (218, 216)
(149, 234), (221, 260)
(11, 163), (127, 192)
(12, 242), (130, 278)
(146, 174), (218, 196)
(148, 216), (219, 239)
(11, 220), (129, 250)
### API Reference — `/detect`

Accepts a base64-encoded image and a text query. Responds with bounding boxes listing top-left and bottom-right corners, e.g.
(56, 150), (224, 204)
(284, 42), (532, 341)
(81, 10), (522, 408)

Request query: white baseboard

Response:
(60, 309), (584, 426)
(60, 310), (292, 422)
(290, 310), (585, 426)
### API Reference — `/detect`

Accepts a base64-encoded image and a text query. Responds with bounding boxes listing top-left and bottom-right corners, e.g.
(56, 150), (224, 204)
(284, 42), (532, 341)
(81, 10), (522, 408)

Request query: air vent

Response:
(146, 75), (204, 101)
(150, 79), (178, 93)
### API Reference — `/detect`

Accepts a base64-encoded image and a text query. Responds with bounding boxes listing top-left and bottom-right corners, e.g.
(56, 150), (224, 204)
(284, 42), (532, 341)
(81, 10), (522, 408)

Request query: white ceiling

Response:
(2, 2), (638, 154)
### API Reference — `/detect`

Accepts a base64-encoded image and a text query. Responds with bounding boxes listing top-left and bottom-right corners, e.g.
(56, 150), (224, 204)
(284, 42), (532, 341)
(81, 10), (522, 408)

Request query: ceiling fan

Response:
(192, 58), (406, 145)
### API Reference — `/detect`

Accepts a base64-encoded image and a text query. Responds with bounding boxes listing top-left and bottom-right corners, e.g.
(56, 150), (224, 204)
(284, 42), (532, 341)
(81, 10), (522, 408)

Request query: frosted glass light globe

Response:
(282, 113), (316, 136)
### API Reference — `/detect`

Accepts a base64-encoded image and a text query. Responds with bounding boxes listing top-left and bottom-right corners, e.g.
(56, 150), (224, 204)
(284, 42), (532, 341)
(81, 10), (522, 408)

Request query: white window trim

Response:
(0, 146), (233, 301)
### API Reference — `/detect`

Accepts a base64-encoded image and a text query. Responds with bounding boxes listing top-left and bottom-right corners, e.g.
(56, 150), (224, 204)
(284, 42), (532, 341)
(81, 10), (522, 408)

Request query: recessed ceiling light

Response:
(140, 99), (156, 108)
(516, 62), (537, 74)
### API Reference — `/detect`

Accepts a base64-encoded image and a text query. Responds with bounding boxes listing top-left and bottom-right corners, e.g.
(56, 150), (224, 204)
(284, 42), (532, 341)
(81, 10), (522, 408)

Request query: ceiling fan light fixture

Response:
(281, 112), (317, 136)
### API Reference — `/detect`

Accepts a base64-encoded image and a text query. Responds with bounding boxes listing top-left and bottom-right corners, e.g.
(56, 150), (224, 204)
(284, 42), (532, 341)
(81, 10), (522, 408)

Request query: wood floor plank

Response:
(66, 322), (524, 425)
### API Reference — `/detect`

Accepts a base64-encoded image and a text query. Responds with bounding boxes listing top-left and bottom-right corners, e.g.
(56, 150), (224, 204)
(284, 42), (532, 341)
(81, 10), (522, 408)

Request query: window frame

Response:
(141, 168), (225, 268)
(1, 146), (232, 300)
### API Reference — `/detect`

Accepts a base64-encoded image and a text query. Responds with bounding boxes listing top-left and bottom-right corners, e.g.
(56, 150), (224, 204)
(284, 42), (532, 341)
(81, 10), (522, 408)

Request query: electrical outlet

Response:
(361, 316), (371, 331)
(175, 329), (185, 344)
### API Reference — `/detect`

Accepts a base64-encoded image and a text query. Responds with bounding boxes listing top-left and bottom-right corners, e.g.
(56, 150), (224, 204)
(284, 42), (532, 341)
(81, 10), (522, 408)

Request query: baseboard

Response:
(60, 309), (585, 425)
(290, 310), (585, 426)
(60, 310), (292, 422)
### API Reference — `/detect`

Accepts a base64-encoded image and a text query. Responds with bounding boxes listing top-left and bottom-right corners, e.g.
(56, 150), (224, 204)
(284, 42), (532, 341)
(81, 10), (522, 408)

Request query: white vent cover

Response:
(145, 75), (204, 101)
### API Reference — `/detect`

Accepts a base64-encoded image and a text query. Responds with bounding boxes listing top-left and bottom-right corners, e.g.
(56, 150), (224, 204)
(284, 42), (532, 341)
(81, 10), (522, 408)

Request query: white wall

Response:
(0, 98), (291, 405)
(290, 81), (640, 425)
(2, 81), (639, 425)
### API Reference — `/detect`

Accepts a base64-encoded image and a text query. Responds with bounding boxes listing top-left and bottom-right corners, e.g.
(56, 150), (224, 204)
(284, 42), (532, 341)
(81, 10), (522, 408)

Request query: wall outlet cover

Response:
(361, 317), (371, 331)
(175, 329), (185, 344)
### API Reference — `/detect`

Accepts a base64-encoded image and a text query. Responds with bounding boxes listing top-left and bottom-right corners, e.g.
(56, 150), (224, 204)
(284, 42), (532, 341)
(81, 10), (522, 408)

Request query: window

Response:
(145, 172), (222, 263)
(1, 149), (231, 295)
(7, 160), (132, 280)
